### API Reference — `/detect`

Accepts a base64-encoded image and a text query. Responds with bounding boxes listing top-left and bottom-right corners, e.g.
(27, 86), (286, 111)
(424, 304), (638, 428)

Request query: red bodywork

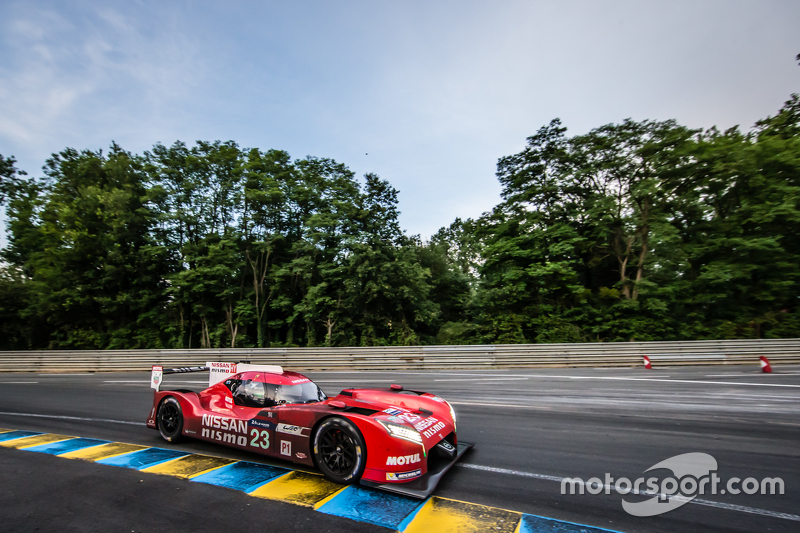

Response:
(146, 369), (458, 485)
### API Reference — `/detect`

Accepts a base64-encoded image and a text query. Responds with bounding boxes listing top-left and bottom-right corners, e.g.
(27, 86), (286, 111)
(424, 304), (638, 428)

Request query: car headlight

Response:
(378, 420), (422, 444)
(445, 401), (457, 431)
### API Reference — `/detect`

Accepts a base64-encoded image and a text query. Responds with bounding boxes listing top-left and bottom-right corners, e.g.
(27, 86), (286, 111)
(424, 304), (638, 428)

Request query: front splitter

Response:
(359, 441), (474, 499)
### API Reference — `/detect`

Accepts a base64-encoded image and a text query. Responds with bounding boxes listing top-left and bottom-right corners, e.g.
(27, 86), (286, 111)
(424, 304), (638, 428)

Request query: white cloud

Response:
(0, 3), (210, 167)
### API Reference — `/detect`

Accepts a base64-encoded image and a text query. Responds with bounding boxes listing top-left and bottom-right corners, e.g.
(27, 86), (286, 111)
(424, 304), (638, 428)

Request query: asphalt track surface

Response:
(1, 365), (799, 532)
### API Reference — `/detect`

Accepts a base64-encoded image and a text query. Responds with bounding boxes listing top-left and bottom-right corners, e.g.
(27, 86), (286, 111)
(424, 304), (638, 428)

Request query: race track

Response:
(1, 365), (798, 532)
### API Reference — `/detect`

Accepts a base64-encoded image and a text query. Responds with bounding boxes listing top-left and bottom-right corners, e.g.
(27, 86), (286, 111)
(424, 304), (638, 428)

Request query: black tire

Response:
(313, 417), (366, 484)
(157, 397), (184, 443)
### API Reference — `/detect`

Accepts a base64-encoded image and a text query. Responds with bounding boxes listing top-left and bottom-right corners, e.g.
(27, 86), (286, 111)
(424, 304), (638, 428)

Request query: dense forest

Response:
(1, 94), (799, 350)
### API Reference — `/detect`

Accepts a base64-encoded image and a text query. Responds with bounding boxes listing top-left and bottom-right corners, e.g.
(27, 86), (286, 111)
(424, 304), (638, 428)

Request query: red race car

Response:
(146, 362), (472, 498)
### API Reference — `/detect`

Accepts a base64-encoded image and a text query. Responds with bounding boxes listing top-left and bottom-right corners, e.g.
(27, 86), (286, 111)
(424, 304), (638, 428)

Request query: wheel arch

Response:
(310, 413), (370, 483)
(309, 414), (368, 467)
(155, 393), (190, 427)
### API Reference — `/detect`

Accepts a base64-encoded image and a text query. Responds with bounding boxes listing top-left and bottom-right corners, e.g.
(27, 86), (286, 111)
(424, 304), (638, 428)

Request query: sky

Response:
(1, 0), (799, 247)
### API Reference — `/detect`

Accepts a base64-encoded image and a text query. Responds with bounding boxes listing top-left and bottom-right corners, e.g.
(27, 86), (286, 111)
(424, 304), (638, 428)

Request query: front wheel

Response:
(313, 417), (366, 484)
(157, 397), (183, 443)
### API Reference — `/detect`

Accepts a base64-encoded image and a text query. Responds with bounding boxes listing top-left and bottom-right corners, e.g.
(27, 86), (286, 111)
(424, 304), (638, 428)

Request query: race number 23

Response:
(250, 428), (270, 449)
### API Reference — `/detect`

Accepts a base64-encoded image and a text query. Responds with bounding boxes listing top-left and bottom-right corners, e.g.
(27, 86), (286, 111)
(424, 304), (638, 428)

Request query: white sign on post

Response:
(150, 366), (163, 391)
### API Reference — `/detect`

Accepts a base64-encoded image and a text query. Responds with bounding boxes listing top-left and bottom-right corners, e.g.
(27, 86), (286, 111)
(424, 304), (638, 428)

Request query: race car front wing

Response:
(359, 441), (474, 499)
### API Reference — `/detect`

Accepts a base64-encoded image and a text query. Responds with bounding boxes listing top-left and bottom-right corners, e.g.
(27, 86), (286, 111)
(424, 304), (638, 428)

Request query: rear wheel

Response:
(313, 417), (366, 484)
(157, 397), (183, 443)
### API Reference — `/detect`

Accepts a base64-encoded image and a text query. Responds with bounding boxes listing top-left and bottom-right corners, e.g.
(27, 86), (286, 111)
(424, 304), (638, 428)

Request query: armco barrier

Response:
(1, 338), (799, 373)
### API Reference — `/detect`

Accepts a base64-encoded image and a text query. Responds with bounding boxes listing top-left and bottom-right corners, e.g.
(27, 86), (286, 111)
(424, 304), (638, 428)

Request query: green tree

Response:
(3, 145), (168, 348)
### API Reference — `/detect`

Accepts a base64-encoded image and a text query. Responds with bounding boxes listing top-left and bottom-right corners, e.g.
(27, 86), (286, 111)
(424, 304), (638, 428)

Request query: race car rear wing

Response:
(150, 361), (284, 392)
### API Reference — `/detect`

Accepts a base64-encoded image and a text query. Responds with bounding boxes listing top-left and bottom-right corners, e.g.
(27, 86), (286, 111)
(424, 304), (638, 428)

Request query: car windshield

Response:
(265, 381), (327, 405)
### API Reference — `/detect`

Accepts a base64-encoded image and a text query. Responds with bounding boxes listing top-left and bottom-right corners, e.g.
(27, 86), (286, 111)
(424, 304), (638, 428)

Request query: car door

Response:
(231, 372), (280, 455)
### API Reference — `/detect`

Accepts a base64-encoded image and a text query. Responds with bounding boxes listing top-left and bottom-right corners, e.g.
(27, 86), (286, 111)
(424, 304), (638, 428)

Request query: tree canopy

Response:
(2, 94), (799, 349)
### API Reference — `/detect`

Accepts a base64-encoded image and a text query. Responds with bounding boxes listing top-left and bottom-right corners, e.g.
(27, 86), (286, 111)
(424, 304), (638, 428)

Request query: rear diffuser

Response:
(360, 441), (474, 499)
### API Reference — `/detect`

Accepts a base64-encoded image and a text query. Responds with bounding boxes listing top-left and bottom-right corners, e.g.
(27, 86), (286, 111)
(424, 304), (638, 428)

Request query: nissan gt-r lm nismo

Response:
(146, 362), (472, 498)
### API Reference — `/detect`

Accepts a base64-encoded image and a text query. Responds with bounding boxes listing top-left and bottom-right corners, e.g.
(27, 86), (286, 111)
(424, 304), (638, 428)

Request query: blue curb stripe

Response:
(1, 429), (630, 533)
(0, 431), (42, 442)
(96, 447), (188, 470)
(192, 461), (290, 492)
(318, 484), (427, 530)
(520, 514), (624, 533)
(25, 438), (109, 455)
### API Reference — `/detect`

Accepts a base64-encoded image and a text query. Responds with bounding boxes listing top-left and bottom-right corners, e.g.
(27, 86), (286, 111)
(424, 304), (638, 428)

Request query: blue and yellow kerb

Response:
(0, 428), (622, 533)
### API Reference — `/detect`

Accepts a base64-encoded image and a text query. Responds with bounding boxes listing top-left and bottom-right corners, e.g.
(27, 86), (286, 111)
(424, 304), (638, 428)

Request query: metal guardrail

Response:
(1, 338), (799, 373)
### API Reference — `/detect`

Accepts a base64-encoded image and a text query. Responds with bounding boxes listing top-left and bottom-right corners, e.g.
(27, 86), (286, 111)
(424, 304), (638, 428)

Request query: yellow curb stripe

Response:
(312, 485), (349, 510)
(0, 433), (73, 449)
(142, 454), (238, 479)
(402, 496), (522, 533)
(0, 429), (564, 533)
(249, 471), (346, 508)
(400, 498), (435, 531)
(0, 428), (14, 434)
(434, 496), (526, 517)
(60, 442), (147, 461)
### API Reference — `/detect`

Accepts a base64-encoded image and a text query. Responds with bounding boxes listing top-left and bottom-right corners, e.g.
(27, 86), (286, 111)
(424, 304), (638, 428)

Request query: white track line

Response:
(313, 380), (398, 383)
(312, 371), (800, 388)
(450, 374), (800, 389)
(704, 374), (760, 378)
(450, 397), (800, 412)
(102, 380), (209, 384)
(434, 378), (530, 382)
(456, 464), (800, 522)
(0, 411), (144, 426)
(449, 400), (552, 410)
(37, 373), (93, 376)
(553, 376), (800, 388)
(0, 381), (39, 384)
(705, 373), (800, 378)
